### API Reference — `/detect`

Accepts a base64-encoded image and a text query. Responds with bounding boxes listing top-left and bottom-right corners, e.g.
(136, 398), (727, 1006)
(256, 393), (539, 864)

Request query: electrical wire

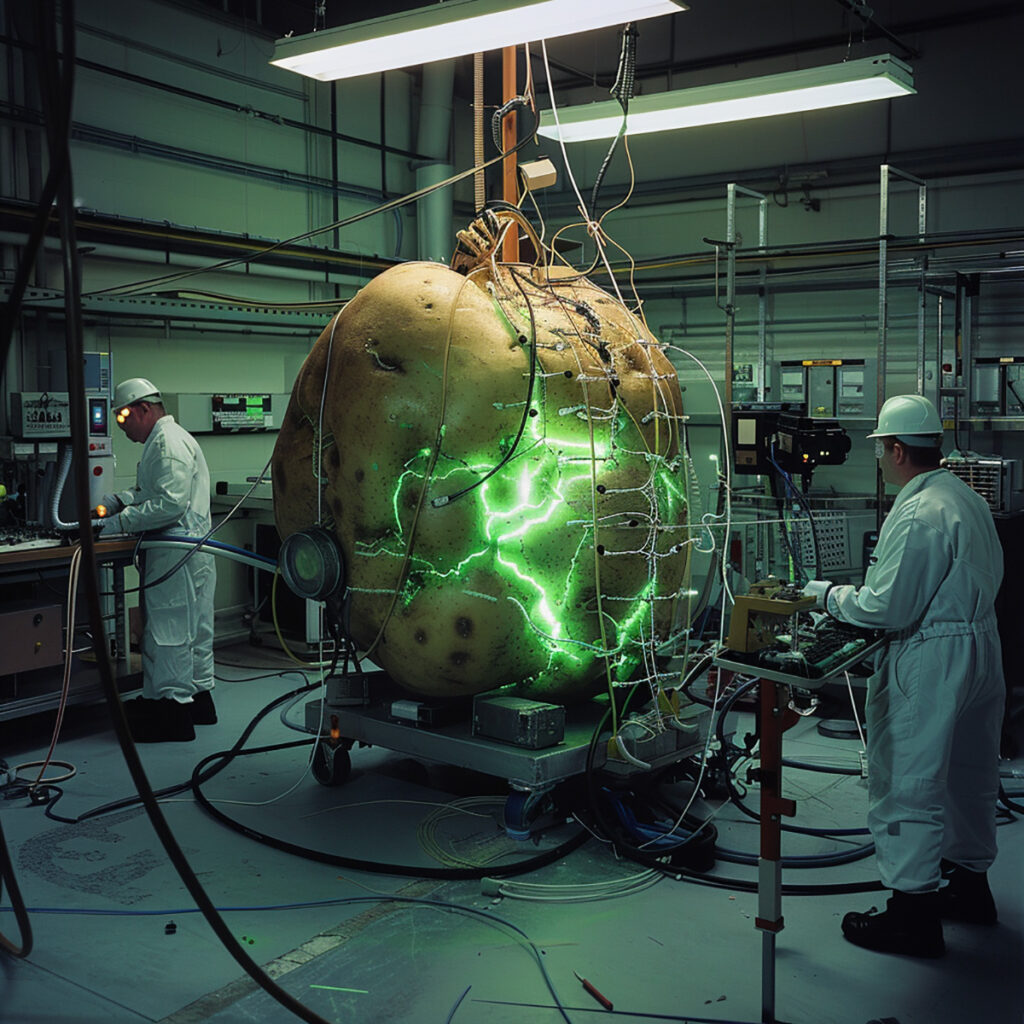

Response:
(589, 23), (637, 222)
(417, 797), (525, 870)
(539, 39), (630, 311)
(22, 543), (84, 794)
(0, 895), (573, 1024)
(579, 674), (889, 895)
(189, 738), (591, 881)
(486, 868), (663, 904)
(36, 679), (319, 825)
(23, 663), (589, 881)
(429, 267), (539, 508)
(666, 343), (735, 645)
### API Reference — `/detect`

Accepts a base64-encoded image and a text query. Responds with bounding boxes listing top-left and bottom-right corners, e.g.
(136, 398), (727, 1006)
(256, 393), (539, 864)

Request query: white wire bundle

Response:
(484, 867), (663, 903)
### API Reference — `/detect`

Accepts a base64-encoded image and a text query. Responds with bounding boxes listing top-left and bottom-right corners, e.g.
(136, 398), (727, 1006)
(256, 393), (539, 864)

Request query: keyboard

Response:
(714, 620), (887, 687)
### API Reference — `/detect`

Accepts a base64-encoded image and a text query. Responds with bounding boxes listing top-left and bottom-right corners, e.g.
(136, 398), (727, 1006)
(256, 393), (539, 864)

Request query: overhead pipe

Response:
(414, 61), (455, 264)
(0, 232), (377, 288)
(0, 30), (434, 164)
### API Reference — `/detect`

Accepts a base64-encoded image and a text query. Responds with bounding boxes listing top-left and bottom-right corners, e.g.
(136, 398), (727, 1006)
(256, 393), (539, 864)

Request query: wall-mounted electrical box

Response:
(9, 392), (74, 438)
(163, 393), (291, 433)
(83, 351), (112, 396)
(775, 358), (876, 419)
(971, 357), (1024, 417)
(9, 393), (108, 439)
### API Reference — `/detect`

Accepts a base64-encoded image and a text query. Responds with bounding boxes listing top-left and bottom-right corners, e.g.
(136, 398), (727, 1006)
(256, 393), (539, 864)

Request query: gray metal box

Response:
(472, 695), (565, 749)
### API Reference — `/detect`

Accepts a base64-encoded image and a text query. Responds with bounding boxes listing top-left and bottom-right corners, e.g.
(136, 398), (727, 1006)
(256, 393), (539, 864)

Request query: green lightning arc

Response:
(362, 318), (689, 690)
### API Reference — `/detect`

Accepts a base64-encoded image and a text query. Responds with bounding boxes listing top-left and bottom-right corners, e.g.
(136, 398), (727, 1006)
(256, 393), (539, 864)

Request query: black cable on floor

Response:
(39, 679), (321, 825)
(0, 812), (33, 958)
(998, 783), (1024, 815)
(713, 677), (872, 840)
(582, 693), (885, 896)
(189, 738), (591, 880)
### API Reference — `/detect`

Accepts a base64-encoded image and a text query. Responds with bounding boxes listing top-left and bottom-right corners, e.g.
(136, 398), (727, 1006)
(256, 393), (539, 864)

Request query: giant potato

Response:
(273, 230), (690, 701)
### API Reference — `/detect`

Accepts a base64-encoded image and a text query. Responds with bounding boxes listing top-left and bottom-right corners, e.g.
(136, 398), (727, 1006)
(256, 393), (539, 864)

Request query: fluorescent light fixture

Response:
(271, 0), (687, 82)
(538, 54), (915, 141)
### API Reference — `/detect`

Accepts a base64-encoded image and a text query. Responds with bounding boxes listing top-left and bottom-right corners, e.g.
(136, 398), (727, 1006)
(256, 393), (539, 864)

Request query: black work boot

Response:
(123, 696), (196, 743)
(935, 860), (998, 925)
(842, 890), (945, 958)
(190, 688), (218, 725)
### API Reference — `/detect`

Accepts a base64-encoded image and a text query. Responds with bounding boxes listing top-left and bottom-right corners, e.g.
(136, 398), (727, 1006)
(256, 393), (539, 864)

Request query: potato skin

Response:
(273, 260), (688, 701)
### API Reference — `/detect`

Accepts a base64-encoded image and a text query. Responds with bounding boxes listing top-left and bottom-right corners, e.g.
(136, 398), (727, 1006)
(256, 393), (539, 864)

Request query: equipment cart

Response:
(303, 671), (709, 838)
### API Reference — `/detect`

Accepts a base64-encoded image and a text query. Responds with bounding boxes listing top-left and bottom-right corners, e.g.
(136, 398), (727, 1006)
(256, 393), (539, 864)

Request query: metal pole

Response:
(917, 263), (927, 398)
(877, 164), (927, 523)
(725, 184), (737, 419)
(725, 184), (768, 419)
(756, 679), (796, 1024)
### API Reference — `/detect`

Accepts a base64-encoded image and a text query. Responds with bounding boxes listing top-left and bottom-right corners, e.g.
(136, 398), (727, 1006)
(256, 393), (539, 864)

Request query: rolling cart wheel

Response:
(312, 741), (351, 787)
(503, 788), (553, 840)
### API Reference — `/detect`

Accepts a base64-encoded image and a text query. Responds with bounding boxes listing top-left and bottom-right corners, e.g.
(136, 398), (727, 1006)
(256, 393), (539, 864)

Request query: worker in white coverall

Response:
(97, 378), (217, 743)
(803, 394), (1004, 958)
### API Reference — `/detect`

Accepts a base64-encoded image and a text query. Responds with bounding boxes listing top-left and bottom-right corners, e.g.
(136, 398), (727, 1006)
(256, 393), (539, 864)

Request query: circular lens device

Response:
(279, 527), (344, 601)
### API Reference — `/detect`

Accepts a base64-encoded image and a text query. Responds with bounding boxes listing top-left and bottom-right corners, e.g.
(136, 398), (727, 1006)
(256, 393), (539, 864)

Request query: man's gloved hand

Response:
(97, 515), (124, 537)
(99, 492), (125, 516)
(802, 579), (834, 610)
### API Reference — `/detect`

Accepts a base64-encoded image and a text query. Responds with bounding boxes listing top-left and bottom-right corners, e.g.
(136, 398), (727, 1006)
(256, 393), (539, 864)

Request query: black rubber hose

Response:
(582, 700), (882, 895)
(0, 812), (33, 958)
(190, 740), (590, 880)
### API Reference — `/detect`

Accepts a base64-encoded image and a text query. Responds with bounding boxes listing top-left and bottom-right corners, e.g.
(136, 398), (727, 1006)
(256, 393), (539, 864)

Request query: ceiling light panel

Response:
(271, 0), (687, 82)
(538, 55), (915, 142)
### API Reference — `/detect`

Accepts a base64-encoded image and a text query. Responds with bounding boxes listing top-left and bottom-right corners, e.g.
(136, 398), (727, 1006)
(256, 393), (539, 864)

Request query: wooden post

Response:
(501, 45), (519, 263)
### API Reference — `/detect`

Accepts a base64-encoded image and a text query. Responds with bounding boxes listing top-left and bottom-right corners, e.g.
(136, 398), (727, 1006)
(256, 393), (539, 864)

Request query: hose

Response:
(50, 444), (77, 530)
(139, 534), (278, 575)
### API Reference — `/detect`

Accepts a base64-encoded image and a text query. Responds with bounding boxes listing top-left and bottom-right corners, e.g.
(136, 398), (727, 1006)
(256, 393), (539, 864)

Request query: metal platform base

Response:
(304, 677), (708, 792)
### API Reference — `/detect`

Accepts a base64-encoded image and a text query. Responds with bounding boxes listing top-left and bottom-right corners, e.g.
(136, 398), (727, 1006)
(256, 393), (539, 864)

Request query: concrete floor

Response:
(1, 640), (1022, 1024)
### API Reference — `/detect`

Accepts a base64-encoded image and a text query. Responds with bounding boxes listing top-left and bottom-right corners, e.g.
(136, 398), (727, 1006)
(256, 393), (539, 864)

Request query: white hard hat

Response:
(866, 394), (943, 446)
(114, 377), (161, 408)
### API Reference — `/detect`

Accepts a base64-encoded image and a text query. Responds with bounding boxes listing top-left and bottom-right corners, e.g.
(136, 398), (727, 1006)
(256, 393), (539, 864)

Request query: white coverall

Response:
(104, 416), (215, 702)
(823, 468), (1004, 893)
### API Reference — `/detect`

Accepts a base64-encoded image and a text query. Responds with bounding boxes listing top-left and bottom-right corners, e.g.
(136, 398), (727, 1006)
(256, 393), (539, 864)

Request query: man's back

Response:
(880, 468), (1003, 631)
(833, 468), (1003, 633)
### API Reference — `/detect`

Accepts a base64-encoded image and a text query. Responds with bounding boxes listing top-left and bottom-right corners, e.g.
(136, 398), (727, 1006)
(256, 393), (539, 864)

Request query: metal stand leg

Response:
(755, 680), (796, 1024)
(112, 562), (129, 672)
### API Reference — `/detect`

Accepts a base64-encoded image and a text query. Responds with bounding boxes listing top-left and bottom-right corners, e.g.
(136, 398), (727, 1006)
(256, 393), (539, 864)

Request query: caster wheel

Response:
(503, 788), (553, 840)
(312, 742), (351, 786)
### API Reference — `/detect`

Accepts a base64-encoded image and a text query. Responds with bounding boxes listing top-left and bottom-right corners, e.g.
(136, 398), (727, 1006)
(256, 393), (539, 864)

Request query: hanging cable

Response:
(590, 23), (638, 221)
